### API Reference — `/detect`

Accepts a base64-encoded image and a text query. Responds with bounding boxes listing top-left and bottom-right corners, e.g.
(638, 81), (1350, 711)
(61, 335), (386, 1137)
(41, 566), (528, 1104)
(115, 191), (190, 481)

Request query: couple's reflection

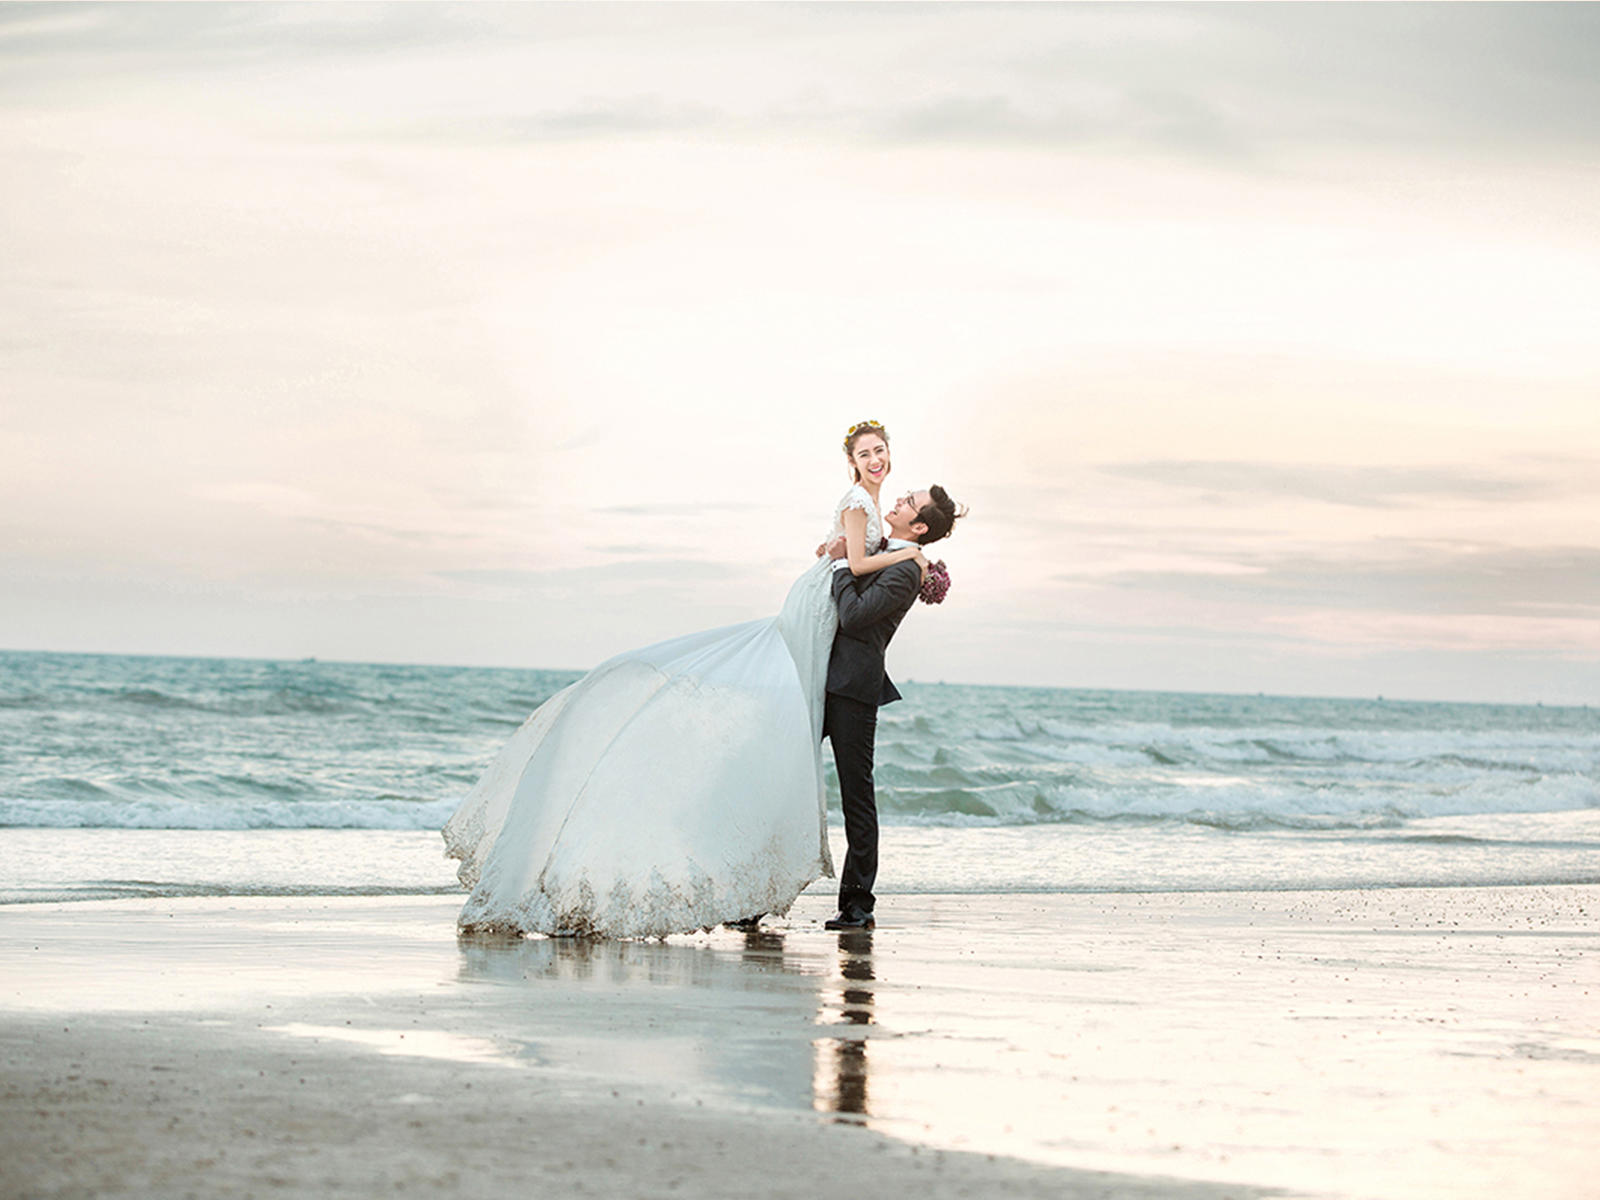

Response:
(814, 930), (875, 1122)
(454, 925), (874, 1123)
(454, 927), (799, 986)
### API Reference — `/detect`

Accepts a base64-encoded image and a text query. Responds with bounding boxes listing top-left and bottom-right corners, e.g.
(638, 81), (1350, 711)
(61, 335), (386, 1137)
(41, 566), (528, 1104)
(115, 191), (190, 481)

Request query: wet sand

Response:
(1, 885), (1595, 1200)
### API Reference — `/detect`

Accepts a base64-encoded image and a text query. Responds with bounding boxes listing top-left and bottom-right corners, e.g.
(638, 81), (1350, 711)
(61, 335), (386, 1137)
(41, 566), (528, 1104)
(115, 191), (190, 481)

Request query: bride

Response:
(443, 420), (931, 938)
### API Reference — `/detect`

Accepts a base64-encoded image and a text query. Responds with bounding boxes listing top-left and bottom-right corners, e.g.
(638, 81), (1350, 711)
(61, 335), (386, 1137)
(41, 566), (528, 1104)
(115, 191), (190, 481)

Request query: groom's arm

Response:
(832, 560), (920, 635)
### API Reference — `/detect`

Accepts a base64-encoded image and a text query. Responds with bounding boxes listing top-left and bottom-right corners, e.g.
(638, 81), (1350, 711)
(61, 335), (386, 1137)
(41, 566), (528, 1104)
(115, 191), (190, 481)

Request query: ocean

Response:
(2, 649), (1597, 905)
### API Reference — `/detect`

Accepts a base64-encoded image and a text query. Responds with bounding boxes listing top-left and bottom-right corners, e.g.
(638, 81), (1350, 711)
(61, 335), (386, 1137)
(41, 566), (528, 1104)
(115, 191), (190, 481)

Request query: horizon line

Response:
(2, 645), (1591, 712)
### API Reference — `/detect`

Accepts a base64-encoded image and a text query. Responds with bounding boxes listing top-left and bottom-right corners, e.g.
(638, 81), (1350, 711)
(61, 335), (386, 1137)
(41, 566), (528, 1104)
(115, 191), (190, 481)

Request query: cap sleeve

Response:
(837, 484), (875, 515)
(828, 485), (884, 548)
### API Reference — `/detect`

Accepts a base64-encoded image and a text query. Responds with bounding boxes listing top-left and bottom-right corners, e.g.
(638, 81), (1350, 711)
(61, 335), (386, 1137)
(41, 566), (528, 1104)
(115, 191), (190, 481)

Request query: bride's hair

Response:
(842, 420), (889, 484)
(915, 485), (967, 545)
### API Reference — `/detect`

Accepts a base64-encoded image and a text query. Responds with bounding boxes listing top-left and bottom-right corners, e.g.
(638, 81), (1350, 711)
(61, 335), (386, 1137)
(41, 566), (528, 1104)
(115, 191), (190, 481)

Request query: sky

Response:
(2, 2), (1597, 704)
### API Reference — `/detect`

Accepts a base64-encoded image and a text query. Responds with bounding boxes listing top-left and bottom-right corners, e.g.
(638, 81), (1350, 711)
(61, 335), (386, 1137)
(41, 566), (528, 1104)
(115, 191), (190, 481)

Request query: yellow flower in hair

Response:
(842, 420), (887, 452)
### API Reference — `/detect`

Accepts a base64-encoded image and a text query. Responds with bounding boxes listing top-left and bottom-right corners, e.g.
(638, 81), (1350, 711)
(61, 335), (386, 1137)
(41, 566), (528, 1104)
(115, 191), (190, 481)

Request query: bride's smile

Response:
(850, 432), (890, 491)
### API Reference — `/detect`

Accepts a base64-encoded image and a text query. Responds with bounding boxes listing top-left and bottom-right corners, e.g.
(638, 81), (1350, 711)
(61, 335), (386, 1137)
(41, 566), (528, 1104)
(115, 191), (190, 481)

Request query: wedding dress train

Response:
(443, 486), (884, 937)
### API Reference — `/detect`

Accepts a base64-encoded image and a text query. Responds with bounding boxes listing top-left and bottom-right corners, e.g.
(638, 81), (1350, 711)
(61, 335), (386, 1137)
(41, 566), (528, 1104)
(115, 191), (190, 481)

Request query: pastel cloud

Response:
(2, 3), (1597, 703)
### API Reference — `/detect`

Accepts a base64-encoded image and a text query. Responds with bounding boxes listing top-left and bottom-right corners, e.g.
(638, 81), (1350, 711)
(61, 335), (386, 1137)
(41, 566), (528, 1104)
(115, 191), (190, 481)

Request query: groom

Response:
(821, 489), (940, 931)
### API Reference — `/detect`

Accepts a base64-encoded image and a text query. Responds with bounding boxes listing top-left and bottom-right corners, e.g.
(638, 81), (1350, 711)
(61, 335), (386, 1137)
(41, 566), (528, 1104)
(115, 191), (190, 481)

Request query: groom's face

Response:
(885, 490), (932, 541)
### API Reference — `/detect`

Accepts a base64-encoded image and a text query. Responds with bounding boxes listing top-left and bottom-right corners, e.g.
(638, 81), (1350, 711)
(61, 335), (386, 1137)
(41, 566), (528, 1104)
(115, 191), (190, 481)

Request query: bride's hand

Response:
(912, 549), (930, 579)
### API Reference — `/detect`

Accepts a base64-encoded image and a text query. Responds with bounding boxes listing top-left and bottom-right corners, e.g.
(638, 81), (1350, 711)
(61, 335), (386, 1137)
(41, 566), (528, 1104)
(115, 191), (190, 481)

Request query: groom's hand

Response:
(825, 536), (847, 560)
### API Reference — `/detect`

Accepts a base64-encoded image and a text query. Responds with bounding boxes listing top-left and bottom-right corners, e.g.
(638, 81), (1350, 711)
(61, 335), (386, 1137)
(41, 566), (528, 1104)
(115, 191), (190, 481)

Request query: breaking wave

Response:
(1, 651), (1595, 831)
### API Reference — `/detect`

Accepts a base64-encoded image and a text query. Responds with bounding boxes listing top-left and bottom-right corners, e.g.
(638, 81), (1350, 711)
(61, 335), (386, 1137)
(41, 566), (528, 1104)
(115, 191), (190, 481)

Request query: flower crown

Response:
(842, 420), (887, 453)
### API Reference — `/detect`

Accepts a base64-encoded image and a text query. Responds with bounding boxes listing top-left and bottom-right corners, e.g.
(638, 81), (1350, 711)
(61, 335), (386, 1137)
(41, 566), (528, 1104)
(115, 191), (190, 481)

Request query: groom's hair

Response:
(915, 485), (967, 545)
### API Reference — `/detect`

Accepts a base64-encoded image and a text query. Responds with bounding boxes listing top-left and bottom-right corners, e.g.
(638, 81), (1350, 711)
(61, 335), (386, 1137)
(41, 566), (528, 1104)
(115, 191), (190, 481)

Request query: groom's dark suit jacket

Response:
(826, 560), (923, 707)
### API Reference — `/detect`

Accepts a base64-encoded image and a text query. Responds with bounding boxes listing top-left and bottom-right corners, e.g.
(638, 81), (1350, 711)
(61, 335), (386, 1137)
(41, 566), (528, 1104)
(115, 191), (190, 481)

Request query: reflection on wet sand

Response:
(453, 926), (883, 1126)
(455, 927), (807, 986)
(454, 927), (830, 1112)
(814, 931), (875, 1122)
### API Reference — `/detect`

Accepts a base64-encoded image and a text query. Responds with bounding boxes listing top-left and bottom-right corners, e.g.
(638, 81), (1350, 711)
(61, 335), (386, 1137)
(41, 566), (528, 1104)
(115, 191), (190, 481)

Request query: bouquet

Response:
(918, 560), (951, 605)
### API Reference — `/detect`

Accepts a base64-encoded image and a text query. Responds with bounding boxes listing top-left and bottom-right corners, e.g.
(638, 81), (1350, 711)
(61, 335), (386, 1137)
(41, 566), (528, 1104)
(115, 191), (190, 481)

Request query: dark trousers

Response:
(823, 691), (879, 915)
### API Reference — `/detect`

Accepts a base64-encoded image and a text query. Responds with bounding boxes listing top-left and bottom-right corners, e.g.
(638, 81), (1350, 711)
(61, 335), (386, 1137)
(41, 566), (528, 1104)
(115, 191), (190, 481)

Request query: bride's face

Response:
(850, 433), (890, 488)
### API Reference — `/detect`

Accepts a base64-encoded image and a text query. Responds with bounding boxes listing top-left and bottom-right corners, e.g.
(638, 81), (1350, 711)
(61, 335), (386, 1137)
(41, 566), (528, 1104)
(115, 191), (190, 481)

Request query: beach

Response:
(3, 654), (1596, 1196)
(7, 1), (1600, 1192)
(3, 882), (1594, 1200)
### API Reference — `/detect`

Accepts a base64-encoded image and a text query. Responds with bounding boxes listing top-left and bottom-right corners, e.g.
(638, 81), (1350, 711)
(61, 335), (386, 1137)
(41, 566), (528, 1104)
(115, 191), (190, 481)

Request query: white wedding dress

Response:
(443, 486), (885, 937)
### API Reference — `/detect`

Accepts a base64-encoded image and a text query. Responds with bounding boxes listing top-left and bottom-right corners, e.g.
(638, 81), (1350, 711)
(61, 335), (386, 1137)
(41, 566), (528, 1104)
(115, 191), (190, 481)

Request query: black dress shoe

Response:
(824, 910), (875, 931)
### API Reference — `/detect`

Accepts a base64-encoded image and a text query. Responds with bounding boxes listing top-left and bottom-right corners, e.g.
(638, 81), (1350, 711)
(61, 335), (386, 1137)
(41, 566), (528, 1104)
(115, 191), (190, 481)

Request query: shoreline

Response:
(4, 815), (1598, 906)
(3, 885), (1596, 1199)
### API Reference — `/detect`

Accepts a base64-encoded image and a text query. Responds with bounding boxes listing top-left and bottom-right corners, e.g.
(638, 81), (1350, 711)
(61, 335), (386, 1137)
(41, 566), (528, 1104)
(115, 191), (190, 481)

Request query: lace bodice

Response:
(829, 485), (882, 551)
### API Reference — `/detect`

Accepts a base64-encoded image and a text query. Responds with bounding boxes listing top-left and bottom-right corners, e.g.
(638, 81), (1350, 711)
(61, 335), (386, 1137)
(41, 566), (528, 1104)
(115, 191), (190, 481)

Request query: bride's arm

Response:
(840, 507), (923, 577)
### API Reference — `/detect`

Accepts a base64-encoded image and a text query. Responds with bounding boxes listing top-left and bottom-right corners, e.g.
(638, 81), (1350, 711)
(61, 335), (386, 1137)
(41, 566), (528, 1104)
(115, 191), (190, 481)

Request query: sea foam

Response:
(1, 651), (1595, 832)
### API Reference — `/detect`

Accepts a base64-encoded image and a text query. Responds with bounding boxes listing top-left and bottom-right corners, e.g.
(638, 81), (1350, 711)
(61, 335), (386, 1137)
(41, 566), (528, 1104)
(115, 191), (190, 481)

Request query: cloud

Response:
(596, 502), (779, 518)
(879, 90), (1251, 163)
(1061, 543), (1600, 620)
(588, 544), (691, 557)
(1100, 460), (1591, 509)
(992, 5), (1600, 160)
(488, 99), (721, 142)
(436, 560), (733, 590)
(384, 101), (722, 147)
(0, 3), (478, 62)
(595, 503), (716, 518)
(5, 4), (1597, 163)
